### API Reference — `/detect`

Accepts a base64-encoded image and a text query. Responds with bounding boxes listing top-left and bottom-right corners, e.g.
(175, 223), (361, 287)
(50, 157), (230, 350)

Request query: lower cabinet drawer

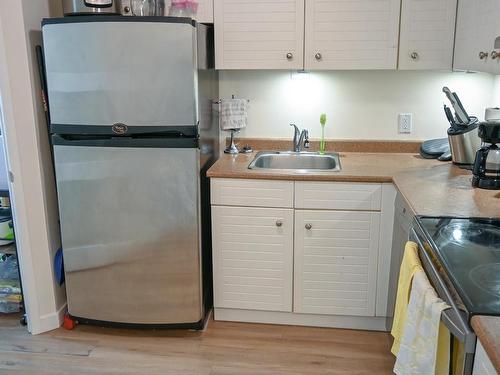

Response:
(212, 206), (294, 312)
(295, 181), (382, 211)
(211, 178), (294, 208)
(293, 210), (381, 317)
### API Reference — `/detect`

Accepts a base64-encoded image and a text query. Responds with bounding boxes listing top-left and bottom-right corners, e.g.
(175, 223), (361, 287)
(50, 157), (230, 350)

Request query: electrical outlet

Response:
(399, 113), (412, 134)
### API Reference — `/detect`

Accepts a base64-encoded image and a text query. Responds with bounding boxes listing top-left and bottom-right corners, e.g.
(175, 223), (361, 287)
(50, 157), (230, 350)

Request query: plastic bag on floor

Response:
(0, 255), (21, 313)
(0, 301), (20, 313)
(0, 255), (19, 281)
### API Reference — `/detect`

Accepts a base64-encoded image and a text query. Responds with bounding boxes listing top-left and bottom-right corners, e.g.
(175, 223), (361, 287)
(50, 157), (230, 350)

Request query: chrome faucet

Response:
(290, 124), (310, 152)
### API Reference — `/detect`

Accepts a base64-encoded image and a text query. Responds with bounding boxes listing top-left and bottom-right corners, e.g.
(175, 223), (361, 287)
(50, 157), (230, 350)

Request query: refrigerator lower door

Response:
(53, 144), (202, 325)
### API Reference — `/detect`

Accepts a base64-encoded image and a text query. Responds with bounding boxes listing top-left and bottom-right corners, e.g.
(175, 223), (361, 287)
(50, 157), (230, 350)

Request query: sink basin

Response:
(248, 151), (341, 172)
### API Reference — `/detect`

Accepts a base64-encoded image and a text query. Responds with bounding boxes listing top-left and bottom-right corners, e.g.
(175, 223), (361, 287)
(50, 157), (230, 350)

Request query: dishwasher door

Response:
(53, 141), (202, 326)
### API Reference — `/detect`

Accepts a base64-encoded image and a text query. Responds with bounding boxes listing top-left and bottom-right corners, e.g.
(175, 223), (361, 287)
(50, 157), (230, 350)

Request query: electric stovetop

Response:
(417, 217), (500, 316)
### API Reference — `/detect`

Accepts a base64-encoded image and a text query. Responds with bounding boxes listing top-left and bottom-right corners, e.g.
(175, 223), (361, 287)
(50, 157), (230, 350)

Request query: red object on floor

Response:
(63, 314), (76, 330)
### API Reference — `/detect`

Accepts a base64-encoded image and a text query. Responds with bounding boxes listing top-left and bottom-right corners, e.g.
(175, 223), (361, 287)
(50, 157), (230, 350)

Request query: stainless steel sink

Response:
(248, 151), (341, 172)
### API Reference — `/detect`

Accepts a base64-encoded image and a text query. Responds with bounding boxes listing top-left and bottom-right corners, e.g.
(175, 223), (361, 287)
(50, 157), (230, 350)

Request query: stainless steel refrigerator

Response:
(42, 16), (219, 328)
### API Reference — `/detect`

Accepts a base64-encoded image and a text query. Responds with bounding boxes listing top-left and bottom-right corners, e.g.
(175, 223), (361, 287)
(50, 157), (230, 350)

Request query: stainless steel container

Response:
(62, 0), (119, 15)
(448, 124), (481, 165)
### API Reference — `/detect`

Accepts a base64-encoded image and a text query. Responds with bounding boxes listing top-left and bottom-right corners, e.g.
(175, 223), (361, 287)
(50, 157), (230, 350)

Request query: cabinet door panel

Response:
(294, 210), (380, 316)
(472, 341), (498, 375)
(195, 0), (213, 23)
(215, 0), (305, 69)
(304, 0), (400, 70)
(212, 206), (294, 312)
(399, 0), (457, 70)
(454, 0), (499, 73)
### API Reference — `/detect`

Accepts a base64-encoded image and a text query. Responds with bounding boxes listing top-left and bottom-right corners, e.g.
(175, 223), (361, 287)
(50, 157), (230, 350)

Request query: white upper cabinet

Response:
(398, 0), (457, 70)
(304, 0), (401, 70)
(214, 0), (305, 69)
(454, 0), (500, 74)
(195, 0), (214, 23)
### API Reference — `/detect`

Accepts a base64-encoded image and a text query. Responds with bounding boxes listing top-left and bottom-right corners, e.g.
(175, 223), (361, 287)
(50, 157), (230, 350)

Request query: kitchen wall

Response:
(0, 0), (65, 334)
(219, 70), (495, 141)
(492, 75), (500, 106)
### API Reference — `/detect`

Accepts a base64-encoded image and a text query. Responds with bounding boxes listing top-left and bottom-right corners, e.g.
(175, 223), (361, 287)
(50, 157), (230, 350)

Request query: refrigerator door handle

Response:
(52, 134), (199, 149)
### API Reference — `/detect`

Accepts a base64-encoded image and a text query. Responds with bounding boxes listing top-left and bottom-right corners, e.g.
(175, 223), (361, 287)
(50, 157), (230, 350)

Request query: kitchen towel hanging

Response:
(393, 270), (450, 375)
(391, 241), (424, 356)
(219, 98), (249, 131)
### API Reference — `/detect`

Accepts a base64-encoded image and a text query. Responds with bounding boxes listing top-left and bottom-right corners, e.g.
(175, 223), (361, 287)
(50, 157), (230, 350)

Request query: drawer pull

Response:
(276, 220), (283, 227)
(305, 223), (312, 230)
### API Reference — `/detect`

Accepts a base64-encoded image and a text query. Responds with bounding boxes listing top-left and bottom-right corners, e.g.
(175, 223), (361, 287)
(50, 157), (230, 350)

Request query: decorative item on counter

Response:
(319, 113), (327, 154)
(169, 0), (198, 17)
(215, 96), (252, 154)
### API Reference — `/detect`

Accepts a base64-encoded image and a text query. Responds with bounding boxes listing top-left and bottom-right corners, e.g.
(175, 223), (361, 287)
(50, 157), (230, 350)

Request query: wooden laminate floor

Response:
(0, 313), (395, 374)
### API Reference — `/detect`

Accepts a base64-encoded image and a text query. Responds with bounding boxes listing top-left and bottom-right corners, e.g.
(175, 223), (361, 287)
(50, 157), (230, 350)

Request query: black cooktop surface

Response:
(417, 217), (500, 316)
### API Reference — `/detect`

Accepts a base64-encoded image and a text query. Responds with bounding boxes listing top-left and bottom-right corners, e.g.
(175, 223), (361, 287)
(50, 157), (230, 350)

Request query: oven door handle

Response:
(410, 227), (476, 354)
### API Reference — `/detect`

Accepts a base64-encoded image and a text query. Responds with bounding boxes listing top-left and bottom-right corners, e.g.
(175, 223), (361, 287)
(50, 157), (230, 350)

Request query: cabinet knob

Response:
(305, 223), (312, 230)
(491, 51), (500, 60)
(286, 52), (293, 60)
(410, 51), (419, 60)
(276, 220), (283, 227)
(479, 51), (489, 60)
(315, 53), (322, 61)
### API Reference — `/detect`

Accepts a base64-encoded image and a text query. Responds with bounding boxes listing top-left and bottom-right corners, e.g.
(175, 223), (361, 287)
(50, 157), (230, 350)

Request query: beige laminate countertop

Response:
(207, 152), (500, 217)
(207, 151), (500, 368)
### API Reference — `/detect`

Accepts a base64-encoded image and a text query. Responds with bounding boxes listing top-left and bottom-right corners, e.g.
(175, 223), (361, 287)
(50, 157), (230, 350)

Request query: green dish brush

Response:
(319, 113), (327, 154)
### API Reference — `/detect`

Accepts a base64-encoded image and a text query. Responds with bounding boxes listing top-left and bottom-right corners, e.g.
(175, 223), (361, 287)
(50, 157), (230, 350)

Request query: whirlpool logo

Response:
(112, 123), (128, 135)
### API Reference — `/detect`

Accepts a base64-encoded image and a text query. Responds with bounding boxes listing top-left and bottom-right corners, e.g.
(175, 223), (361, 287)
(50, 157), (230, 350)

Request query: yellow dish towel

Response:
(391, 241), (424, 356)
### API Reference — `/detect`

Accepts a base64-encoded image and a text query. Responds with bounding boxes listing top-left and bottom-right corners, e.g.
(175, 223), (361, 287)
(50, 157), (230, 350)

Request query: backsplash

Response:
(219, 70), (495, 141)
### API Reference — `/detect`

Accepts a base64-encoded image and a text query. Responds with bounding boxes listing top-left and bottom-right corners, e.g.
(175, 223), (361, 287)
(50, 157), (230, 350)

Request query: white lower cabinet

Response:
(473, 340), (498, 375)
(294, 210), (380, 317)
(212, 206), (294, 312)
(211, 179), (394, 330)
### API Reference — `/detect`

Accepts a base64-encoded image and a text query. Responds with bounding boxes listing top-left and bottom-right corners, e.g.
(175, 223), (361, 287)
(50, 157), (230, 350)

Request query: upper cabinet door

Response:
(399, 0), (457, 70)
(454, 0), (500, 74)
(195, 0), (214, 23)
(214, 0), (305, 69)
(304, 0), (401, 70)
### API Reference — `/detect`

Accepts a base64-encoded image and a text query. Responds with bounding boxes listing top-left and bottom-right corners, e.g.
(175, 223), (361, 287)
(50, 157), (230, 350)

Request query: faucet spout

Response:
(290, 124), (309, 152)
(290, 124), (300, 151)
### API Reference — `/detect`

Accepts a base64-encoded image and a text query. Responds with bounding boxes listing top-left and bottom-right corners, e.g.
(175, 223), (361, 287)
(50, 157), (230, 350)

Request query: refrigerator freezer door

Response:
(43, 18), (198, 132)
(53, 145), (202, 324)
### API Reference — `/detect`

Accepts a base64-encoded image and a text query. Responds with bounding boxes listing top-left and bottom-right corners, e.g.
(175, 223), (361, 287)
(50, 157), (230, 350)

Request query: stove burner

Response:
(437, 221), (500, 248)
(469, 263), (500, 298)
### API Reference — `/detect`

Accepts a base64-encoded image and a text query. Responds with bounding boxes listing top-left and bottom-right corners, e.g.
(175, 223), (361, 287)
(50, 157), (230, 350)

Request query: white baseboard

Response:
(214, 308), (389, 332)
(32, 303), (67, 335)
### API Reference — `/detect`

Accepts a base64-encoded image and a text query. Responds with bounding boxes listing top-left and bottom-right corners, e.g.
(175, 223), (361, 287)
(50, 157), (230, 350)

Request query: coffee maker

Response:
(472, 121), (500, 189)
